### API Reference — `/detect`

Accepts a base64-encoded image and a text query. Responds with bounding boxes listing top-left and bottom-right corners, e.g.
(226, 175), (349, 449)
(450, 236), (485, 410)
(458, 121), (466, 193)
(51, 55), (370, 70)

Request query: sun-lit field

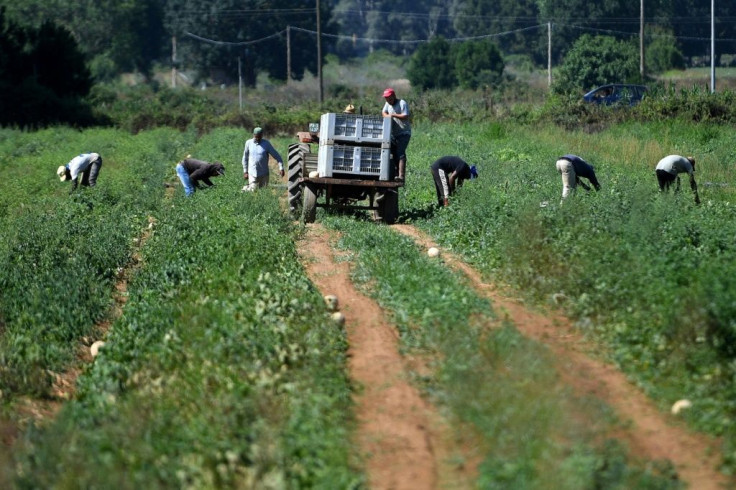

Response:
(2, 117), (736, 486)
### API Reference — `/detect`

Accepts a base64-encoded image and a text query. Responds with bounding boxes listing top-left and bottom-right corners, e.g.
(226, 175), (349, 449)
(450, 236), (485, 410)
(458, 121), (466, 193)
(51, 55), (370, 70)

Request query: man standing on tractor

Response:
(242, 127), (284, 192)
(382, 88), (411, 183)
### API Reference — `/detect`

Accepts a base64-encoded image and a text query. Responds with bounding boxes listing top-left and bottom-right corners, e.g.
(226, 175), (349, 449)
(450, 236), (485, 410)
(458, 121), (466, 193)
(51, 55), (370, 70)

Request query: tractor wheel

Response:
(287, 143), (309, 217)
(374, 189), (399, 224)
(303, 183), (318, 224)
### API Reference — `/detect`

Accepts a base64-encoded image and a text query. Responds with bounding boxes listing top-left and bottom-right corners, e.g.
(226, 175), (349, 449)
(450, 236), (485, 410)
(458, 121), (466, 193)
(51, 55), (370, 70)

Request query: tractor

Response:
(287, 112), (403, 224)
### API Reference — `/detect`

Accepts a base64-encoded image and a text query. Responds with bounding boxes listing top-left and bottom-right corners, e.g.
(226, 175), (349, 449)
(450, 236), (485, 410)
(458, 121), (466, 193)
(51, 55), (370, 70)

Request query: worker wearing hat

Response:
(57, 152), (103, 191)
(430, 156), (477, 207)
(242, 126), (284, 192)
(382, 87), (411, 182)
(175, 156), (225, 197)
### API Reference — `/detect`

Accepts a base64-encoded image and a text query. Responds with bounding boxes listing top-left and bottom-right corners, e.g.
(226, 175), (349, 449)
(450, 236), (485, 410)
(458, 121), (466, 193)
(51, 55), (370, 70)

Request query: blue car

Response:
(583, 84), (648, 106)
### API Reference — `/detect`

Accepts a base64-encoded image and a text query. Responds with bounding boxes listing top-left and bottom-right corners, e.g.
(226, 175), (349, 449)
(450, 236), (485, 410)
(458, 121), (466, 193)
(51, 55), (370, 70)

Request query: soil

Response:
(6, 188), (732, 489)
(298, 223), (477, 490)
(392, 224), (732, 490)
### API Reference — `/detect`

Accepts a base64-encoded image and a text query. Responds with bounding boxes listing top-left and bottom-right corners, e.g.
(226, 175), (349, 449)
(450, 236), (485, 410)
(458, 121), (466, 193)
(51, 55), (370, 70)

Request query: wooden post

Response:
(711, 0), (716, 93)
(238, 56), (243, 111)
(640, 0), (645, 77)
(172, 36), (177, 88)
(317, 0), (323, 104)
(547, 23), (552, 87)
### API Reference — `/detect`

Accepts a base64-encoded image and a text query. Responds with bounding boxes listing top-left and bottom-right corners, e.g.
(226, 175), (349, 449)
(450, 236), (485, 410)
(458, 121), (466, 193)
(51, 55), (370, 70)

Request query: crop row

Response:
(322, 215), (679, 488)
(404, 120), (736, 472)
(12, 130), (359, 487)
(0, 127), (196, 397)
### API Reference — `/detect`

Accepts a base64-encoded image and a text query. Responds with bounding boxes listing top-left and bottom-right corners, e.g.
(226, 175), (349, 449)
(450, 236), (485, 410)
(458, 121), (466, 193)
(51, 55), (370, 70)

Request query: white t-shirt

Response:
(382, 99), (411, 135)
(67, 153), (100, 180)
(656, 155), (693, 176)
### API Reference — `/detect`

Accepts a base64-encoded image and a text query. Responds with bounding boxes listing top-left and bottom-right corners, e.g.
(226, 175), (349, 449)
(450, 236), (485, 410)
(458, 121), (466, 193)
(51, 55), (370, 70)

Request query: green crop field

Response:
(1, 118), (735, 487)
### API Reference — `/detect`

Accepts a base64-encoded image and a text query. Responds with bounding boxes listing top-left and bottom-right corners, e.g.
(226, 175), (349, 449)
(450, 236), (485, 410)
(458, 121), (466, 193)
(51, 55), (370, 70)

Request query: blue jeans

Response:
(176, 163), (195, 196)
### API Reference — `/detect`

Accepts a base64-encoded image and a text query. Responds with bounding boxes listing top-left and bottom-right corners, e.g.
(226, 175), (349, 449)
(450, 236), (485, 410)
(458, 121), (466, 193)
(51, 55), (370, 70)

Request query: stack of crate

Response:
(317, 113), (392, 180)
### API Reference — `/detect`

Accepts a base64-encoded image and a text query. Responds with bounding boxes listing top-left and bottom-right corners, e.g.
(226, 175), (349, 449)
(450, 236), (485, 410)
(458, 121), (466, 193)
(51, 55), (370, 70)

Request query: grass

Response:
(3, 113), (736, 486)
(322, 214), (682, 488)
(2, 128), (361, 488)
(400, 120), (736, 474)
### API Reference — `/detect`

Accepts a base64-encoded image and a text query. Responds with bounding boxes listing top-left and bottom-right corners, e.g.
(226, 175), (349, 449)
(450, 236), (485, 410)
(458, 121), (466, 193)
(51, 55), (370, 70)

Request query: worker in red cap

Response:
(381, 87), (411, 182)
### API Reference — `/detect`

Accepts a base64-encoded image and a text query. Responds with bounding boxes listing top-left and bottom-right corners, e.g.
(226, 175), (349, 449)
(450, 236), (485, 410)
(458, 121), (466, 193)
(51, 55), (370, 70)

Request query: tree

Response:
(0, 8), (93, 127)
(406, 36), (456, 90)
(552, 35), (641, 94)
(332, 0), (456, 59)
(451, 0), (541, 62)
(656, 0), (735, 66)
(454, 39), (504, 90)
(164, 0), (335, 86)
(646, 29), (685, 74)
(539, 0), (641, 64)
(29, 21), (92, 98)
(0, 0), (165, 79)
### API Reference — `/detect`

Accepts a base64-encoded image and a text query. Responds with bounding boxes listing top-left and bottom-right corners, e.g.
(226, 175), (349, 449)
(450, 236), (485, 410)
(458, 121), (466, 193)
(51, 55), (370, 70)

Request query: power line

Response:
(184, 30), (285, 47)
(204, 24), (547, 47)
(562, 24), (736, 42)
(185, 23), (736, 48)
(176, 8), (315, 16)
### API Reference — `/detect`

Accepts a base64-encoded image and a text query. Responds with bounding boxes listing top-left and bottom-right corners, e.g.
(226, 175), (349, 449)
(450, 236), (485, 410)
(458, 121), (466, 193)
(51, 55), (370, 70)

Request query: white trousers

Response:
(243, 174), (269, 192)
(556, 159), (576, 199)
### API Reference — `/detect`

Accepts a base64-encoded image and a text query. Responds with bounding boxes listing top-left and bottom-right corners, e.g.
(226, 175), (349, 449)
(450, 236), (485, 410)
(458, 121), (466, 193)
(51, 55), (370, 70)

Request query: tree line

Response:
(1, 0), (734, 87)
(1, 0), (734, 128)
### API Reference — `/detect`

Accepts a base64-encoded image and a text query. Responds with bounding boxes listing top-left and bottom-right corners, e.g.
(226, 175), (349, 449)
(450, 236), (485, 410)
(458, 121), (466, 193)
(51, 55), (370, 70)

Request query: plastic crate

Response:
(317, 144), (391, 180)
(319, 113), (391, 145)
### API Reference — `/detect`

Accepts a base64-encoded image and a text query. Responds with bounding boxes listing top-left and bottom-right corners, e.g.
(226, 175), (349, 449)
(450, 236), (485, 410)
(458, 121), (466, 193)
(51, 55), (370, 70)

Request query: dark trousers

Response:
(80, 156), (103, 187)
(656, 169), (678, 191)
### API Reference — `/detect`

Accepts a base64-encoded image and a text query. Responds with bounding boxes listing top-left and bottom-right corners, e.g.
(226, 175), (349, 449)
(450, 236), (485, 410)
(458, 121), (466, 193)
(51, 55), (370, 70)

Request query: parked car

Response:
(583, 84), (648, 106)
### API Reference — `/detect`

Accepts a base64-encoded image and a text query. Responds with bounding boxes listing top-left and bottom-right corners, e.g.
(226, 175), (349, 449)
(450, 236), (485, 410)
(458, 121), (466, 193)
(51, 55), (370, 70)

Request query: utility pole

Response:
(711, 0), (716, 93)
(640, 0), (645, 77)
(547, 22), (552, 87)
(317, 0), (323, 104)
(287, 26), (292, 82)
(238, 56), (243, 111)
(172, 36), (177, 88)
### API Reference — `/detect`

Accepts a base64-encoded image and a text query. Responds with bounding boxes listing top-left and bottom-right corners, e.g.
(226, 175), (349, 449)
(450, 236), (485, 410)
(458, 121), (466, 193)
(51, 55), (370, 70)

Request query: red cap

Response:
(383, 88), (395, 98)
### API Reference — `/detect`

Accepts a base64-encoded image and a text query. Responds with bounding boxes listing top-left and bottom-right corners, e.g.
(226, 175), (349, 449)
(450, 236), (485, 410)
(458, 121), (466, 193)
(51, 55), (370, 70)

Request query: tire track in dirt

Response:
(298, 223), (476, 490)
(393, 224), (731, 490)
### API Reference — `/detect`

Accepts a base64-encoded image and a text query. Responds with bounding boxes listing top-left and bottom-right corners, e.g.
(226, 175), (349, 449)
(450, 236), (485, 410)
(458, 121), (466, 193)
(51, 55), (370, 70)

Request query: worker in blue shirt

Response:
(241, 127), (284, 192)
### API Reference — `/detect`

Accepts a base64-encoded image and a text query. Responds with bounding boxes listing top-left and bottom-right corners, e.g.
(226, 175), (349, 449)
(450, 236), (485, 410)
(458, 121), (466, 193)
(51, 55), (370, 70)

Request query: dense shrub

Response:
(646, 32), (686, 74)
(406, 36), (457, 90)
(454, 39), (505, 90)
(553, 34), (644, 95)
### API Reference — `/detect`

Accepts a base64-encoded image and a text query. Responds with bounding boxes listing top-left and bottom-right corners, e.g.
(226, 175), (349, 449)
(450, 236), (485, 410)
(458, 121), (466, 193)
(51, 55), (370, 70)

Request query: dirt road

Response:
(296, 218), (731, 489)
(298, 223), (476, 490)
(393, 224), (730, 490)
